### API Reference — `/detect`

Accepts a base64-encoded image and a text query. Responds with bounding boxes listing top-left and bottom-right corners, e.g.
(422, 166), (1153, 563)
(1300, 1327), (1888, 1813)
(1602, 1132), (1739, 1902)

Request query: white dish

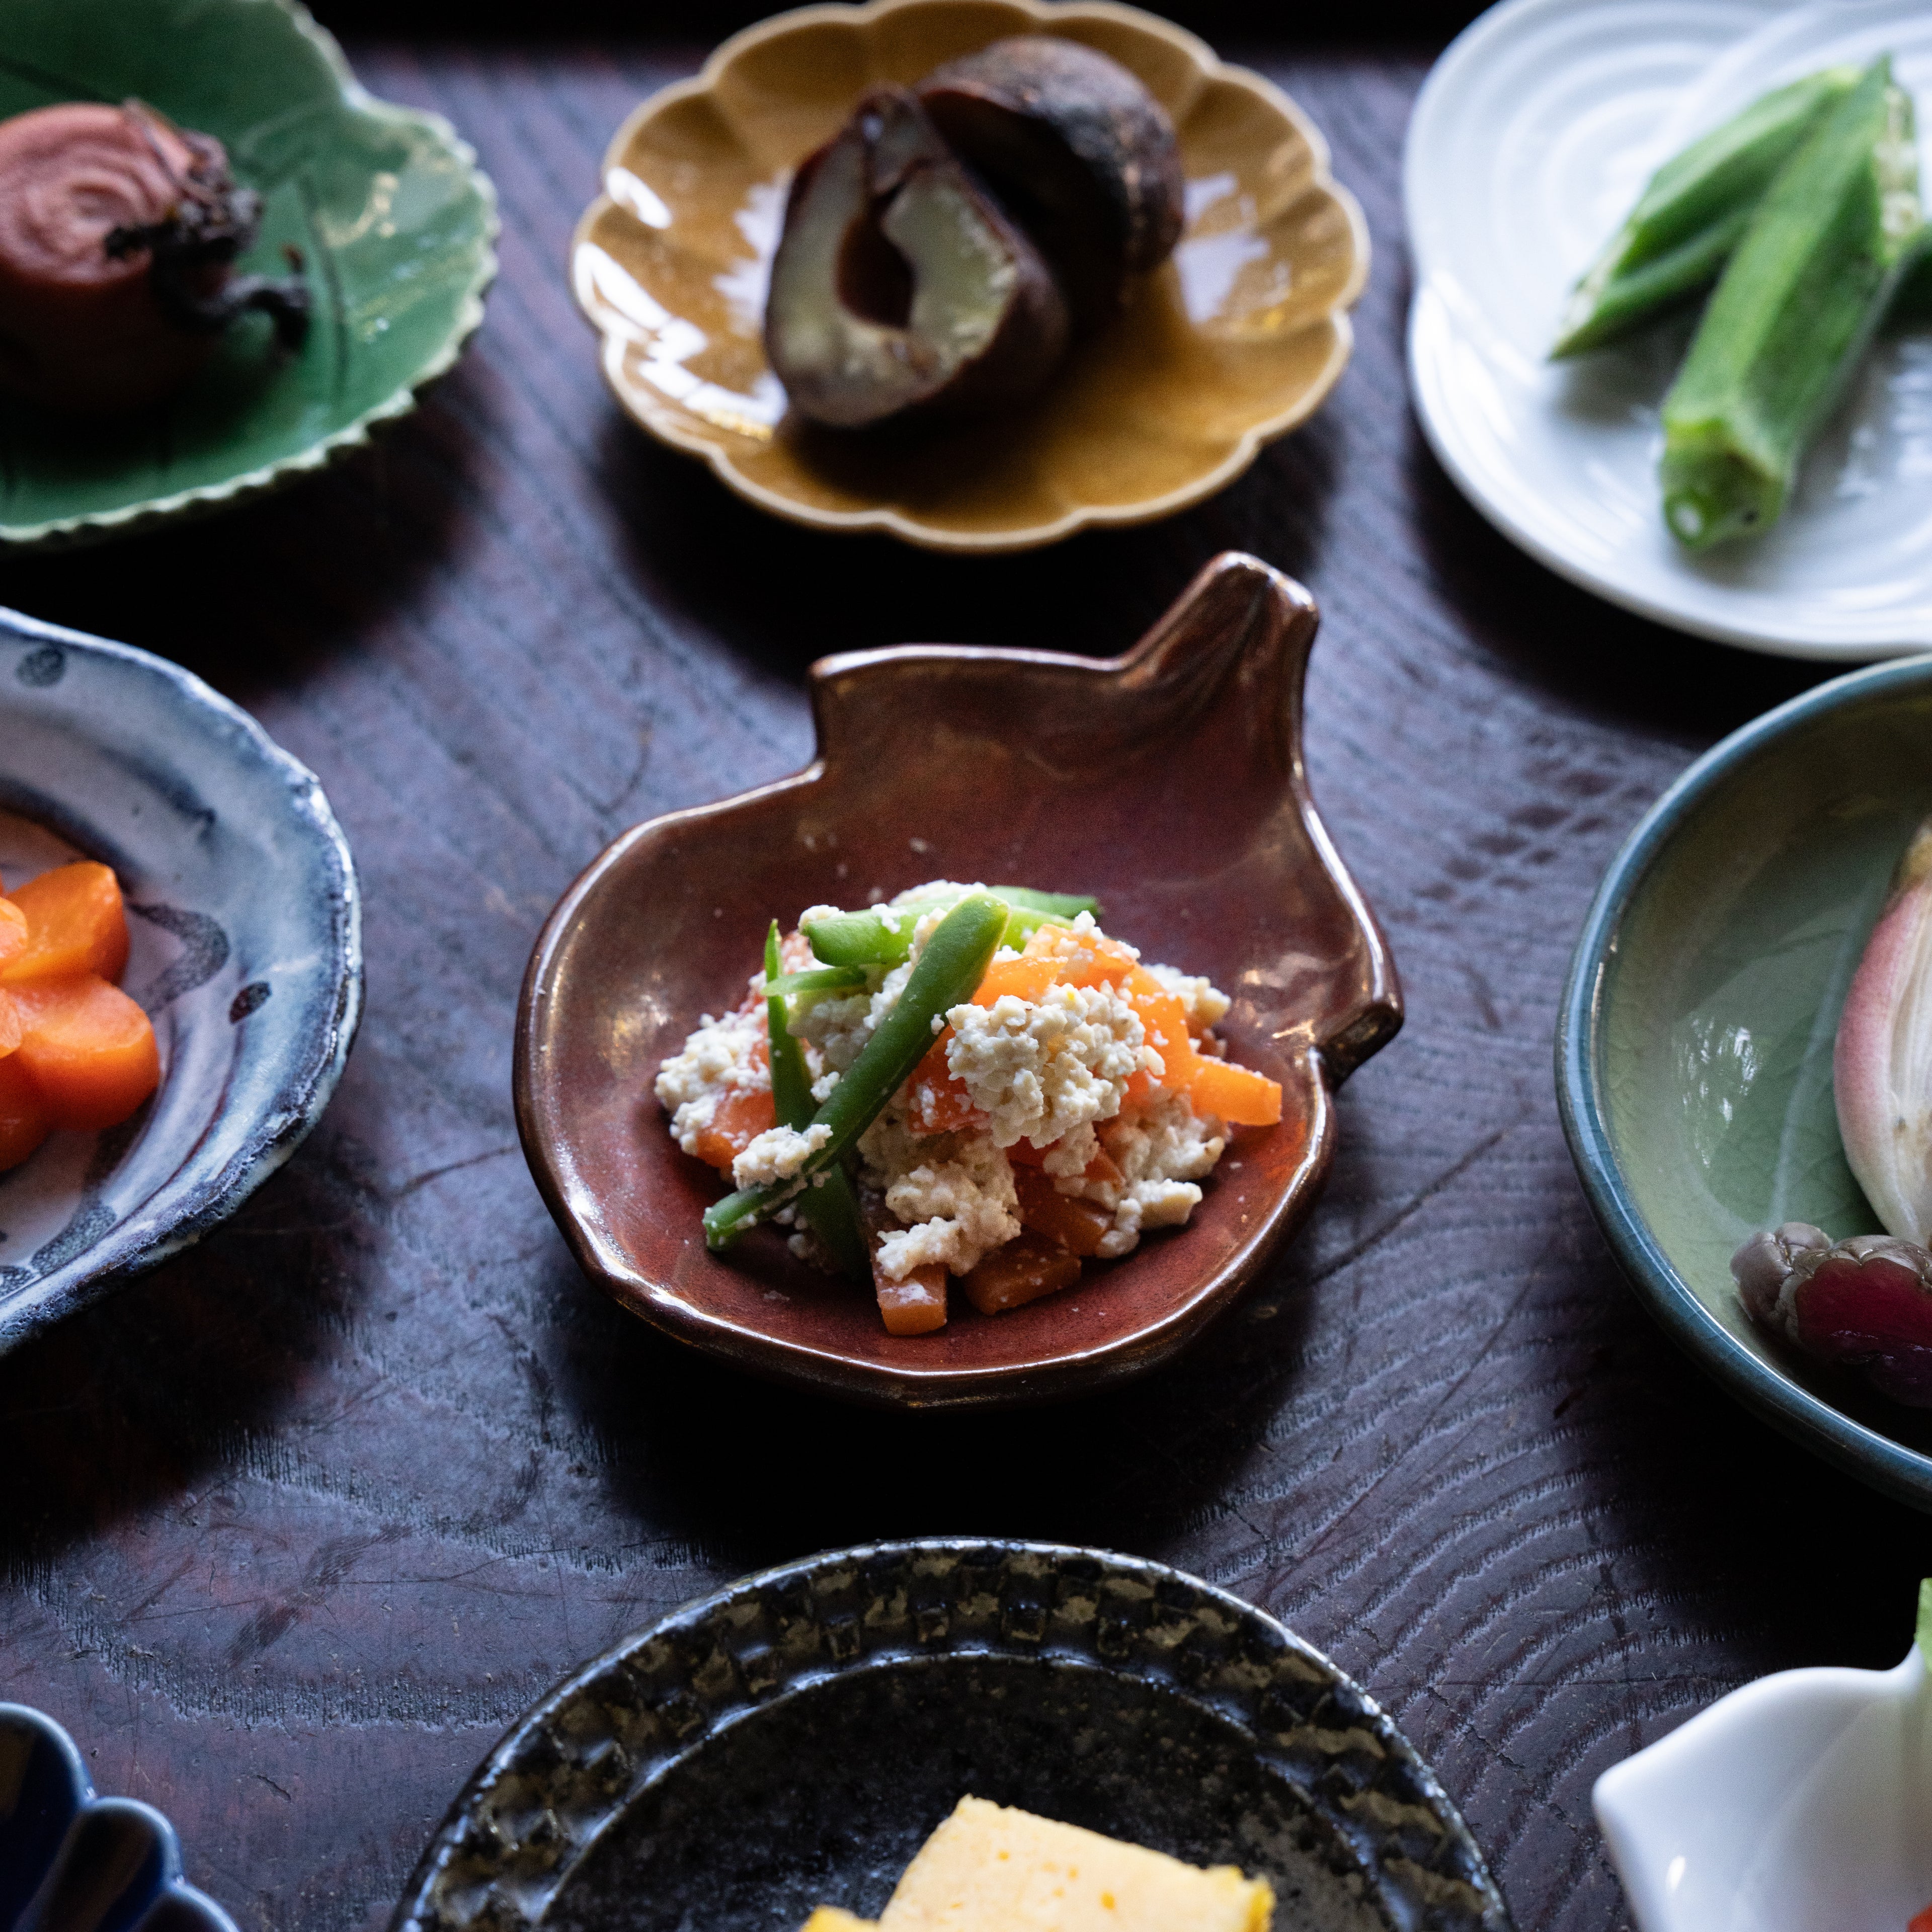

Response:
(1593, 1643), (1930, 1932)
(1405, 0), (1932, 661)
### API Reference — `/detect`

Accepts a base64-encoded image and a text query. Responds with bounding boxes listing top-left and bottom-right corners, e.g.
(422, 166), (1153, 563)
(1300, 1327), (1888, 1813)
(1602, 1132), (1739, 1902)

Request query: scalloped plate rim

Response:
(0, 0), (501, 550)
(571, 0), (1368, 554)
(0, 1700), (240, 1932)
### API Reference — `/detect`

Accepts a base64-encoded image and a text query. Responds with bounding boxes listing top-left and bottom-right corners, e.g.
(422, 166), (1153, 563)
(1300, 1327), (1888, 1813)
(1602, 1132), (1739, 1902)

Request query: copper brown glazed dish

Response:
(514, 552), (1399, 1407)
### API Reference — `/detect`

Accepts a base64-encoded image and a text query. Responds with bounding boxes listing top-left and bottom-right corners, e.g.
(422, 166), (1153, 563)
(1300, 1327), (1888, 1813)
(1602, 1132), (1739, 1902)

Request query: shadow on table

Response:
(542, 1214), (1324, 1567)
(0, 1107), (379, 1568)
(1405, 411), (1829, 750)
(0, 368), (491, 709)
(593, 396), (1345, 678)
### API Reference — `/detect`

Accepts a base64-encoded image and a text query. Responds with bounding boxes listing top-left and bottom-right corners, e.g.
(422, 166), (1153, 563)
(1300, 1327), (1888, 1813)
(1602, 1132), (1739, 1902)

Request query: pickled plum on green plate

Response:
(0, 0), (496, 545)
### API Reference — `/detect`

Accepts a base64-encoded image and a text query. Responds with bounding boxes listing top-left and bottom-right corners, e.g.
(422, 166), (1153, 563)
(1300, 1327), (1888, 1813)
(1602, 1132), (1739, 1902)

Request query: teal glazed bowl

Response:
(1558, 658), (1932, 1515)
(0, 0), (497, 546)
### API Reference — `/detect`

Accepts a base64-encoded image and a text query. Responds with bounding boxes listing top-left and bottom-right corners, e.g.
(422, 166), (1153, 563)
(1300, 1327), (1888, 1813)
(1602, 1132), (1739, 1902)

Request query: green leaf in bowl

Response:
(0, 0), (498, 544)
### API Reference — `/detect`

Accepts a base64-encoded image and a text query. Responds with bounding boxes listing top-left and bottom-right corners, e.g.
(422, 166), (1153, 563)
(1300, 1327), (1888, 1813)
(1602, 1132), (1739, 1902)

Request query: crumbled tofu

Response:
(1024, 910), (1138, 979)
(1146, 960), (1231, 1029)
(653, 1004), (767, 1156)
(943, 982), (1147, 1148)
(1069, 1088), (1227, 1259)
(732, 1121), (831, 1189)
(662, 886), (1247, 1291)
(861, 1106), (1020, 1280)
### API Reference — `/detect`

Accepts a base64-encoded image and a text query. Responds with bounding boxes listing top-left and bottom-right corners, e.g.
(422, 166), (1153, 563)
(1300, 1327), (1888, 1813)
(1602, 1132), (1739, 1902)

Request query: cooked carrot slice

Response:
(877, 1262), (948, 1336)
(0, 1052), (50, 1169)
(906, 1030), (984, 1135)
(10, 975), (158, 1132)
(1043, 931), (1137, 989)
(973, 954), (1059, 1006)
(0, 898), (26, 973)
(960, 1233), (1081, 1315)
(0, 988), (18, 1058)
(1, 862), (129, 985)
(1909, 1903), (1932, 1932)
(1121, 967), (1195, 1096)
(1184, 1055), (1282, 1126)
(688, 1084), (776, 1172)
(1012, 1166), (1112, 1257)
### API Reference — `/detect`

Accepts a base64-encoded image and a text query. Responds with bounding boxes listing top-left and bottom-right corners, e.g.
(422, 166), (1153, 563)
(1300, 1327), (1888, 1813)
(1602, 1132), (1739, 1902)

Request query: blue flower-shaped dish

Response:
(0, 1704), (236, 1932)
(0, 607), (362, 1354)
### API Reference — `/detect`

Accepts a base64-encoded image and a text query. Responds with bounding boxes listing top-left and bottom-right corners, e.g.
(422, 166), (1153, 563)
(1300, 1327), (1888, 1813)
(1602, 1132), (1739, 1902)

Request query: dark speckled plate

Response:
(0, 606), (361, 1354)
(390, 1540), (1512, 1932)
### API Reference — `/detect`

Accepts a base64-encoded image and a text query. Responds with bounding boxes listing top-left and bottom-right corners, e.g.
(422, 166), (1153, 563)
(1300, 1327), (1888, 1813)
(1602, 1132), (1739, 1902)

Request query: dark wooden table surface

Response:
(2, 13), (1926, 1932)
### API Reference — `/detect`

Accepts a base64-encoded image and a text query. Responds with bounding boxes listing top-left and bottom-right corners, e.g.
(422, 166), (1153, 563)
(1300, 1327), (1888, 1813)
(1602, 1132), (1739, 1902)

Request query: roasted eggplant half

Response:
(764, 86), (1071, 430)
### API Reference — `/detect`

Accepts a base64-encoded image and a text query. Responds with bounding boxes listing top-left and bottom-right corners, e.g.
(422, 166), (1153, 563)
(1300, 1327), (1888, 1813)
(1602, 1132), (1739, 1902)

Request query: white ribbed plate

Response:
(1406, 0), (1932, 661)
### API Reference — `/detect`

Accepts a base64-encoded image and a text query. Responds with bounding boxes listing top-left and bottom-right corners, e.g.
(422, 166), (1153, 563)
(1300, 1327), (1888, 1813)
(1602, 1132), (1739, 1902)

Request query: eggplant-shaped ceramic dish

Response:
(515, 551), (1399, 1408)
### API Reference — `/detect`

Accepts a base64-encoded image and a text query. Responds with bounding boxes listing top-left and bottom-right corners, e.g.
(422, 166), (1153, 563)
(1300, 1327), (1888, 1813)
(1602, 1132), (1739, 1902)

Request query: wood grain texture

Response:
(0, 19), (1924, 1932)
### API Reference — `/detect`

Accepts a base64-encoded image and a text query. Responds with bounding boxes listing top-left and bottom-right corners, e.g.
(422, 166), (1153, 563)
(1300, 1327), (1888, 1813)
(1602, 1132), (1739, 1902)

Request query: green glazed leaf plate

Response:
(0, 0), (497, 546)
(1559, 659), (1932, 1515)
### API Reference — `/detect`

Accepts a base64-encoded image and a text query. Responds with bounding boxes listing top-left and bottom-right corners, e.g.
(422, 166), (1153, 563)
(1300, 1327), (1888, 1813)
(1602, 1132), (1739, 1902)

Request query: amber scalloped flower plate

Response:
(0, 0), (497, 548)
(515, 552), (1401, 1409)
(571, 0), (1368, 553)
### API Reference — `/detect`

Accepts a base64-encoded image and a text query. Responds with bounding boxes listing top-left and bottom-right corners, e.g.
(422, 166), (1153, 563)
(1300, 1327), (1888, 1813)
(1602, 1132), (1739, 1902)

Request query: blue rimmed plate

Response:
(0, 606), (362, 1354)
(1, 1703), (236, 1932)
(1558, 655), (1932, 1514)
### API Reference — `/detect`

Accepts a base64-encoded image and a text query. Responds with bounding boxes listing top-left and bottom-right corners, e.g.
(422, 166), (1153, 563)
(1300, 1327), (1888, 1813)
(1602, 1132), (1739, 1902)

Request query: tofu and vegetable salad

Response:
(655, 884), (1283, 1335)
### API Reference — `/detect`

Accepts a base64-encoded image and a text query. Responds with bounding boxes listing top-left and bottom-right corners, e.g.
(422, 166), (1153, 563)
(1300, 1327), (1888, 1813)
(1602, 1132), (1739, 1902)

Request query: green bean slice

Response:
(705, 893), (1009, 1249)
(763, 923), (868, 1280)
(804, 884), (1099, 969)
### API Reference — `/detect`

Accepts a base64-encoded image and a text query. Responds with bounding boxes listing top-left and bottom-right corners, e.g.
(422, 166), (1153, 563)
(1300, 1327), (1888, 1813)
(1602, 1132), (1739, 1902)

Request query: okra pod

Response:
(1660, 58), (1924, 549)
(1554, 67), (1858, 358)
(705, 893), (1008, 1249)
(763, 924), (870, 1279)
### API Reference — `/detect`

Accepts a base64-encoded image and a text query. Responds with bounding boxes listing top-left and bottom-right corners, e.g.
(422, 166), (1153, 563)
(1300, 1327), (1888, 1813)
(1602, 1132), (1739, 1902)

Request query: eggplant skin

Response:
(764, 87), (1070, 431)
(920, 36), (1184, 330)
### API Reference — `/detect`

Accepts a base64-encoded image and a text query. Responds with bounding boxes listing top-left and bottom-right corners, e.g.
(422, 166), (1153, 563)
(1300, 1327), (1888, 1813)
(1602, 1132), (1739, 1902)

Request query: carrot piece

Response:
(0, 862), (129, 985)
(0, 1052), (50, 1169)
(960, 1233), (1081, 1315)
(1184, 1055), (1282, 1126)
(906, 1030), (984, 1135)
(0, 988), (18, 1058)
(10, 975), (159, 1132)
(1012, 1166), (1112, 1257)
(689, 1084), (776, 1173)
(1044, 931), (1137, 989)
(972, 954), (1059, 1006)
(1121, 967), (1196, 1093)
(1910, 1904), (1932, 1932)
(0, 897), (26, 973)
(878, 1262), (948, 1336)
